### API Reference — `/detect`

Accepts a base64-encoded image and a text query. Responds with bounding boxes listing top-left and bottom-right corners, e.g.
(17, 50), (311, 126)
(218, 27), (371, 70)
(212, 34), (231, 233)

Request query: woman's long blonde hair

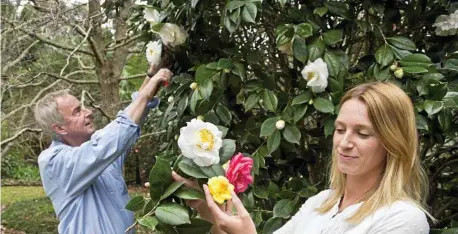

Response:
(317, 82), (432, 223)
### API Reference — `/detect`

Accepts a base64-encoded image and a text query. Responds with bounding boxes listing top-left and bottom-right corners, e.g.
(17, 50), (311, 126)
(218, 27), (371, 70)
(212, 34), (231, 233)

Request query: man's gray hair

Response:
(34, 89), (71, 134)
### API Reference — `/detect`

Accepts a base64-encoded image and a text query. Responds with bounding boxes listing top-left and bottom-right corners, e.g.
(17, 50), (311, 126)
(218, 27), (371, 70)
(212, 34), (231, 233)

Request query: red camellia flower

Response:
(225, 153), (254, 193)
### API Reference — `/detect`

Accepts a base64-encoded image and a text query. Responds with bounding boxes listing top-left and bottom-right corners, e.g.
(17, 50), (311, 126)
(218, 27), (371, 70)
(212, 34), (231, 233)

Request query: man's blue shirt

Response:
(38, 96), (158, 233)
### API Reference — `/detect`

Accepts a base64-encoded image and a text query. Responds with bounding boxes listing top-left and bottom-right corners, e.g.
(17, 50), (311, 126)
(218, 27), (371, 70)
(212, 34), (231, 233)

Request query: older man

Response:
(34, 66), (172, 233)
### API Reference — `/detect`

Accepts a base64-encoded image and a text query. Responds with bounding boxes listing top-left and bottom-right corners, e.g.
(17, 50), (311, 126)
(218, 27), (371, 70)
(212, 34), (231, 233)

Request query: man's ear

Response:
(51, 124), (67, 135)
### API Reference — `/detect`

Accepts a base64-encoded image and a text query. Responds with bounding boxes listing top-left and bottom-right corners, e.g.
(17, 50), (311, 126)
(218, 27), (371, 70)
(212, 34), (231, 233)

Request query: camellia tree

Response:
(124, 0), (458, 233)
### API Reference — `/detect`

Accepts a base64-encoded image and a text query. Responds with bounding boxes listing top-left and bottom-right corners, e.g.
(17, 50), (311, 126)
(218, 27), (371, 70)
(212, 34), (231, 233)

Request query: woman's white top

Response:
(273, 189), (429, 234)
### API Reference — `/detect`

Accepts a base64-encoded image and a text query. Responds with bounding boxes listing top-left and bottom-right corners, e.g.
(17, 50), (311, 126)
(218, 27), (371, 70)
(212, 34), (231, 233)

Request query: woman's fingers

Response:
(225, 198), (233, 215)
(230, 191), (250, 218)
(203, 185), (229, 221)
(171, 171), (200, 190)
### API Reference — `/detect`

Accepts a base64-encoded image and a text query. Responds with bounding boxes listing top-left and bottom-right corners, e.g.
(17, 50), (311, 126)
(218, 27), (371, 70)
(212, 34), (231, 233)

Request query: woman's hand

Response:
(203, 185), (257, 234)
(171, 171), (216, 224)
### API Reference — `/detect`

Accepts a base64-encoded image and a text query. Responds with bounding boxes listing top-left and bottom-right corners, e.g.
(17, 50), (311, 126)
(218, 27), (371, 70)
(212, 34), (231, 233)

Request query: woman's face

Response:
(333, 98), (387, 177)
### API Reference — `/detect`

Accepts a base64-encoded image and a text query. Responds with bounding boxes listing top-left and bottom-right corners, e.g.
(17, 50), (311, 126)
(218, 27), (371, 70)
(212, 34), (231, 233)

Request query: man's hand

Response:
(139, 68), (173, 101)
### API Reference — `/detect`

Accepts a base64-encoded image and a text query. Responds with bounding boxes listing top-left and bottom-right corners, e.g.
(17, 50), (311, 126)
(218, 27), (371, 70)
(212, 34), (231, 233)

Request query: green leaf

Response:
(216, 105), (232, 125)
(267, 130), (281, 153)
(314, 6), (328, 17)
(373, 64), (390, 81)
(160, 181), (184, 201)
(293, 105), (308, 123)
(149, 158), (172, 203)
(260, 117), (279, 137)
(206, 62), (218, 70)
(263, 89), (278, 112)
(438, 109), (452, 131)
(313, 97), (334, 113)
(402, 66), (428, 74)
(292, 37), (308, 63)
(232, 62), (246, 78)
(387, 36), (416, 51)
(416, 114), (429, 131)
(241, 3), (257, 23)
(389, 45), (411, 59)
(324, 116), (336, 137)
(424, 100), (443, 117)
(253, 185), (269, 199)
(199, 79), (213, 100)
(217, 58), (233, 70)
(399, 53), (432, 68)
(262, 217), (283, 234)
(176, 218), (212, 234)
(174, 188), (205, 200)
(325, 1), (350, 19)
(282, 124), (301, 144)
(223, 15), (237, 33)
(273, 199), (295, 218)
(292, 91), (312, 105)
(155, 203), (191, 226)
(444, 59), (458, 71)
(190, 89), (200, 114)
(219, 139), (236, 164)
(323, 29), (343, 45)
(226, 1), (245, 11)
(137, 216), (158, 230)
(125, 196), (145, 211)
(230, 7), (241, 23)
(294, 23), (313, 39)
(298, 186), (318, 198)
(324, 51), (341, 77)
(200, 164), (225, 177)
(375, 45), (394, 67)
(308, 38), (325, 62)
(244, 93), (260, 111)
(195, 65), (216, 84)
(178, 159), (208, 178)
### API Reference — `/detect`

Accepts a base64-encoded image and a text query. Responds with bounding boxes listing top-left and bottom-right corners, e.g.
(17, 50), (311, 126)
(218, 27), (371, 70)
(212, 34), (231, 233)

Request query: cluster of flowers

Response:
(178, 118), (254, 203)
(434, 10), (458, 36)
(142, 5), (188, 65)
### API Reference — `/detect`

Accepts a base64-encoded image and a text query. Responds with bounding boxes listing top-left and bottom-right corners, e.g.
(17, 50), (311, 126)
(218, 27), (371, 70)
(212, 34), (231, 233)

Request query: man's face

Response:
(55, 94), (95, 142)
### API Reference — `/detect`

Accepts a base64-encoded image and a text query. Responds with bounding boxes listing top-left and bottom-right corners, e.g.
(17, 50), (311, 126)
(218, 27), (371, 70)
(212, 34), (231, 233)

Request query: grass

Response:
(1, 186), (153, 234)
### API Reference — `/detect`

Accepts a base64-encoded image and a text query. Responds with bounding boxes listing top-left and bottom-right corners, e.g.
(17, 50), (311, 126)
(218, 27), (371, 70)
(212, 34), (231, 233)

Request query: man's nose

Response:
(83, 107), (93, 117)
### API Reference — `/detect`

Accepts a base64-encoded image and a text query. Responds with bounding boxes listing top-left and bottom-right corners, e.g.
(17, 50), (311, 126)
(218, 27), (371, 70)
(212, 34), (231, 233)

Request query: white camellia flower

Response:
(143, 7), (165, 25)
(178, 119), (223, 167)
(145, 41), (162, 65)
(156, 23), (188, 47)
(301, 58), (329, 93)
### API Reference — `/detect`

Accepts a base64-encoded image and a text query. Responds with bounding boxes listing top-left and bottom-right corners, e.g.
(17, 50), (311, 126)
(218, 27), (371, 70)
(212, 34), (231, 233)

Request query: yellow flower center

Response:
(306, 72), (315, 81)
(197, 129), (214, 150)
(148, 48), (155, 56)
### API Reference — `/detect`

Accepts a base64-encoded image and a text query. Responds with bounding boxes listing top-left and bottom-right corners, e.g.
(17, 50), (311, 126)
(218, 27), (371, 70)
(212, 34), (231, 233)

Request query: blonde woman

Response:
(174, 81), (432, 234)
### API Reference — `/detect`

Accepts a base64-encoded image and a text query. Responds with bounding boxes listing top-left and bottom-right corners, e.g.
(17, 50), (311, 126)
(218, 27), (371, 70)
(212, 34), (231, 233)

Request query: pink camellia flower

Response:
(225, 153), (254, 193)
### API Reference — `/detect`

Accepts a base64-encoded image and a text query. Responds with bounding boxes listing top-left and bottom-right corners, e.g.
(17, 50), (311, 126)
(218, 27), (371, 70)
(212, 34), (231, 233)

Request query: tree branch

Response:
(119, 73), (147, 81)
(105, 34), (141, 51)
(60, 26), (94, 76)
(82, 90), (114, 120)
(44, 72), (99, 84)
(0, 128), (43, 147)
(2, 40), (40, 73)
(3, 18), (95, 57)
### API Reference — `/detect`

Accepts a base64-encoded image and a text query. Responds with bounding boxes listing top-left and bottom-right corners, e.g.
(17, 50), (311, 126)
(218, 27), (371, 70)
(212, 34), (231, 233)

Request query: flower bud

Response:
(197, 115), (204, 121)
(168, 121), (174, 126)
(276, 120), (285, 130)
(167, 96), (174, 102)
(258, 99), (264, 104)
(389, 64), (398, 72)
(174, 135), (179, 140)
(394, 68), (404, 79)
(308, 99), (314, 105)
(144, 182), (150, 188)
(190, 82), (198, 90)
(223, 69), (230, 73)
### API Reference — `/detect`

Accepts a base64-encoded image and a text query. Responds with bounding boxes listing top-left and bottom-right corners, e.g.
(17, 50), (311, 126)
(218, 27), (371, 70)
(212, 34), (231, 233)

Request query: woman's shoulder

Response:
(368, 200), (429, 233)
(302, 189), (333, 207)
